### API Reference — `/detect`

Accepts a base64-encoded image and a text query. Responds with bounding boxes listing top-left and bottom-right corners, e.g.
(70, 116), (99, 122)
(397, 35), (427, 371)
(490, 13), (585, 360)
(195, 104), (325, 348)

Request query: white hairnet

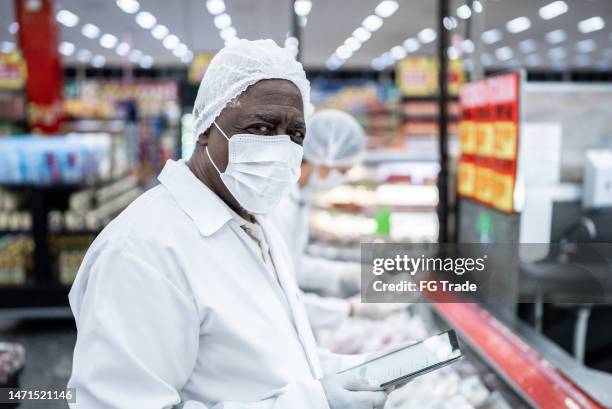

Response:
(192, 38), (312, 138)
(303, 109), (366, 167)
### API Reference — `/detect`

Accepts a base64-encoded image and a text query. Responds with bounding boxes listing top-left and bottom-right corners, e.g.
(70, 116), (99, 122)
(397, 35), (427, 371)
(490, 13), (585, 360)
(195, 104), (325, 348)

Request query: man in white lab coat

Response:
(67, 39), (387, 409)
(271, 110), (405, 329)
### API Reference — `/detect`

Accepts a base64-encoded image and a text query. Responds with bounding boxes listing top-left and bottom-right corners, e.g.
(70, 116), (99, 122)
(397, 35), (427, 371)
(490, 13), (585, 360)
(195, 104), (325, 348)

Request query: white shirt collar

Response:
(157, 159), (234, 237)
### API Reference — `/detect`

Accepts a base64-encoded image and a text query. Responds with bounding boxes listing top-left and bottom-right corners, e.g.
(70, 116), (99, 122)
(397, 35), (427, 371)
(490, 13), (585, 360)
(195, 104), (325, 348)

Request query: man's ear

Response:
(197, 128), (211, 146)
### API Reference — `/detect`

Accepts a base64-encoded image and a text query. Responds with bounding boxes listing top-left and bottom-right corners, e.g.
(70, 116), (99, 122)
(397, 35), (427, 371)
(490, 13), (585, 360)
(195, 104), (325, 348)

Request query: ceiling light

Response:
(136, 11), (157, 29)
(294, 0), (312, 17)
(539, 1), (568, 20)
(576, 39), (596, 53)
(214, 13), (232, 29)
(91, 55), (106, 68)
(518, 39), (537, 53)
(362, 15), (383, 32)
(525, 54), (541, 66)
(461, 39), (475, 53)
(116, 0), (140, 14)
(391, 45), (406, 60)
(418, 28), (437, 44)
(457, 4), (471, 20)
(99, 34), (118, 49)
(139, 55), (154, 69)
(506, 16), (531, 33)
(344, 37), (361, 52)
(403, 38), (420, 52)
(58, 41), (75, 56)
(136, 11), (157, 30)
(371, 58), (386, 71)
(481, 29), (502, 44)
(546, 29), (566, 44)
(220, 26), (237, 40)
(327, 61), (340, 71)
(1, 41), (15, 53)
(151, 24), (169, 40)
(116, 42), (130, 56)
(443, 16), (457, 30)
(206, 0), (225, 15)
(447, 46), (460, 60)
(173, 44), (188, 57)
(56, 10), (79, 27)
(574, 54), (591, 66)
(326, 54), (343, 70)
(163, 34), (180, 50)
(578, 17), (605, 33)
(336, 45), (353, 60)
(381, 52), (395, 65)
(495, 46), (513, 61)
(181, 50), (194, 64)
(76, 49), (92, 63)
(81, 23), (100, 39)
(224, 38), (238, 47)
(548, 47), (566, 60)
(353, 28), (371, 42)
(285, 37), (299, 49)
(9, 22), (19, 34)
(129, 49), (143, 63)
(472, 1), (483, 13)
(480, 53), (493, 66)
(375, 0), (399, 18)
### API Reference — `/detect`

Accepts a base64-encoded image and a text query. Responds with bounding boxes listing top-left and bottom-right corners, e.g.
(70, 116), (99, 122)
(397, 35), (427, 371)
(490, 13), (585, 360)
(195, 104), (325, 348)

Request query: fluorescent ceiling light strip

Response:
(327, 1), (400, 69)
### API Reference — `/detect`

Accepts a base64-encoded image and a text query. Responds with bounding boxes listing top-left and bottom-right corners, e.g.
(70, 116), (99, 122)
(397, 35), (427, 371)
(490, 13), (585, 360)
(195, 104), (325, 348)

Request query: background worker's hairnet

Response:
(192, 38), (313, 138)
(303, 109), (366, 167)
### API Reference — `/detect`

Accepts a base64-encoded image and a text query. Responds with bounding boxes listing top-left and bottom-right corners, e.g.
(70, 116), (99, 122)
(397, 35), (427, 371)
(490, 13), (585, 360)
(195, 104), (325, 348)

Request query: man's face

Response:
(196, 79), (306, 213)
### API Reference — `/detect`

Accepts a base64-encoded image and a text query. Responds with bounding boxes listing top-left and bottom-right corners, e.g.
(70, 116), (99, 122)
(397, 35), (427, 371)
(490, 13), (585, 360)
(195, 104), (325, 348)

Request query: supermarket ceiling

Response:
(1, 0), (612, 70)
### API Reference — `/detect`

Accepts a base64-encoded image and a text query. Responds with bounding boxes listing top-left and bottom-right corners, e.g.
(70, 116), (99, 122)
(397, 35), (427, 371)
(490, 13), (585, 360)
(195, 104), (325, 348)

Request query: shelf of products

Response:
(63, 79), (181, 179)
(0, 168), (142, 313)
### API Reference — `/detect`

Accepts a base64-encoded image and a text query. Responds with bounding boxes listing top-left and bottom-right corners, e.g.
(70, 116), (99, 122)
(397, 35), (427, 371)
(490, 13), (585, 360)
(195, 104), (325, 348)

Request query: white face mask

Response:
(206, 121), (303, 215)
(306, 167), (346, 192)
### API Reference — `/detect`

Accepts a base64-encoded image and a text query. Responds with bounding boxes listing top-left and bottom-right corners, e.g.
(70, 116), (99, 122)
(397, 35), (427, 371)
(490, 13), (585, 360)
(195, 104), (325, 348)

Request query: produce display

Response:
(0, 342), (25, 385)
(317, 310), (511, 409)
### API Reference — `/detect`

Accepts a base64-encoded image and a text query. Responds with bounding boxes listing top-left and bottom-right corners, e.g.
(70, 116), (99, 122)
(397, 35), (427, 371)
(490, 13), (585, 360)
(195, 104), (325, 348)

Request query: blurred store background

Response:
(1, 0), (612, 408)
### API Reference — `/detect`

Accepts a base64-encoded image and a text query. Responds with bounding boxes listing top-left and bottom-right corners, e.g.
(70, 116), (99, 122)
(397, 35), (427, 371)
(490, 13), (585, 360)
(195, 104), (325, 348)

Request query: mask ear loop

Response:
(213, 121), (231, 141)
(206, 147), (222, 175)
(206, 121), (230, 175)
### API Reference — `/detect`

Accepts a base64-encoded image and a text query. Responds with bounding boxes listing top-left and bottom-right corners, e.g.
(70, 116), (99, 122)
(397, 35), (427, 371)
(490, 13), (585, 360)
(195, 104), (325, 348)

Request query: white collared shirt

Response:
(67, 159), (331, 409)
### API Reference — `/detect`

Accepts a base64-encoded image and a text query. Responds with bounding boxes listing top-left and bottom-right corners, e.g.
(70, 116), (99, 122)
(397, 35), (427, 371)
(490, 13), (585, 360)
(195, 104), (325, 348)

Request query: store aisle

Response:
(0, 320), (75, 409)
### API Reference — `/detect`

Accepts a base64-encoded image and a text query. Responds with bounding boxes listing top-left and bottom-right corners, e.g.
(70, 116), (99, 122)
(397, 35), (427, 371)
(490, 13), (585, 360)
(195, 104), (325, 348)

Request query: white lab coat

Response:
(68, 160), (359, 409)
(270, 186), (355, 329)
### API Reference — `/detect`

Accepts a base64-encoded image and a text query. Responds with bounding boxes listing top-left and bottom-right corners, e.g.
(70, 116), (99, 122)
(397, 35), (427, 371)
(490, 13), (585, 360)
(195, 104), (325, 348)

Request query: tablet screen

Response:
(340, 330), (461, 387)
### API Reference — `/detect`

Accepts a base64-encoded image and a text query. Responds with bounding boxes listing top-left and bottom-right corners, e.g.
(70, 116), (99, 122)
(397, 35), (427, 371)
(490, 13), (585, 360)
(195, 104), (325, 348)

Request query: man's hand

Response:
(320, 372), (387, 409)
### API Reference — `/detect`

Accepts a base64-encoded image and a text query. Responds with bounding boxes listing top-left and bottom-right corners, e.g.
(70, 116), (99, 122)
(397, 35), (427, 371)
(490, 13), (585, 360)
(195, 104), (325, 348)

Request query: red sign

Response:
(458, 73), (520, 212)
(15, 0), (64, 133)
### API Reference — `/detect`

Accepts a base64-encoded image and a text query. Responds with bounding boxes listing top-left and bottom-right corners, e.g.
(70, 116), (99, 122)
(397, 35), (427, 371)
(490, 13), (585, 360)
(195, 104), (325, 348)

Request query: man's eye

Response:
(290, 131), (305, 144)
(249, 124), (271, 134)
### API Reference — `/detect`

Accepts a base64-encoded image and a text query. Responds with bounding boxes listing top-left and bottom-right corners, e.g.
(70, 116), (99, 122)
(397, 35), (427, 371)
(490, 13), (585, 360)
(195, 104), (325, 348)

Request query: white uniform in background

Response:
(270, 109), (406, 329)
(68, 160), (360, 409)
(272, 186), (357, 328)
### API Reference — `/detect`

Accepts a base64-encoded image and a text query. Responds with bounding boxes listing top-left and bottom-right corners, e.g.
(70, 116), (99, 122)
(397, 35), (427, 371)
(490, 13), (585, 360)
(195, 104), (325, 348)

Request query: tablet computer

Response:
(338, 329), (462, 390)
